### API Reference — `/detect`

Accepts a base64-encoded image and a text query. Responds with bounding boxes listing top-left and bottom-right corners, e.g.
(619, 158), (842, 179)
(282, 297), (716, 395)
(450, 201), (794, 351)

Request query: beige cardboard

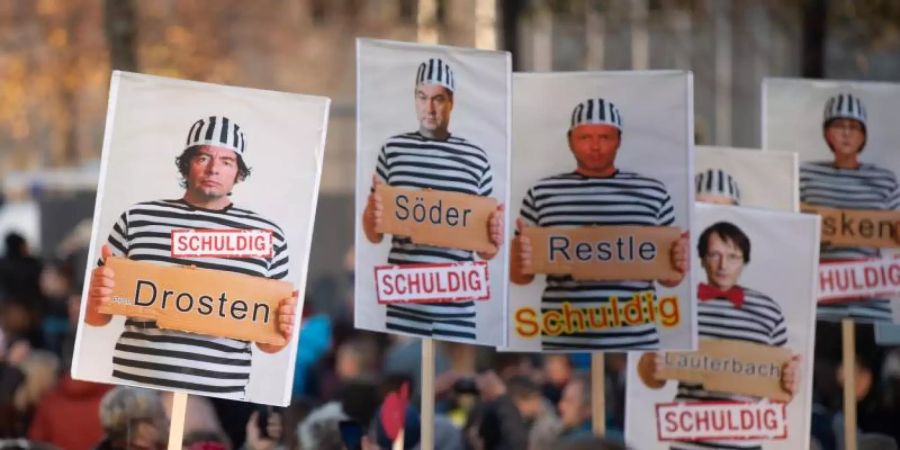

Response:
(802, 203), (900, 248)
(376, 184), (498, 253)
(522, 226), (681, 281)
(658, 339), (793, 402)
(98, 257), (293, 345)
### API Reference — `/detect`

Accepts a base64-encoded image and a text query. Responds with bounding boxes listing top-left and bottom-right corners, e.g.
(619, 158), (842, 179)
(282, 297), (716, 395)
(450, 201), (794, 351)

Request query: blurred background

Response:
(0, 1), (899, 449)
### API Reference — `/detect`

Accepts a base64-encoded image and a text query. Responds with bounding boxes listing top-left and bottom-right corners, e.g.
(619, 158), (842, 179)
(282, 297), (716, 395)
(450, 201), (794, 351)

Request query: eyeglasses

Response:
(828, 120), (864, 133)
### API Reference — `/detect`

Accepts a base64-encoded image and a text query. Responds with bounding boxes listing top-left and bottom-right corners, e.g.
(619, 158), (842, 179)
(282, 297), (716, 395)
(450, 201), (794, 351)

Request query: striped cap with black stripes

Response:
(184, 115), (247, 158)
(570, 98), (623, 131)
(415, 58), (455, 92)
(823, 93), (867, 129)
(695, 168), (741, 205)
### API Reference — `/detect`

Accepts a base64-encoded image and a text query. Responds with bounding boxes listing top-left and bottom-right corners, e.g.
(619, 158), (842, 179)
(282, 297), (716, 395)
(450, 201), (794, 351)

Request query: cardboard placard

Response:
(801, 203), (900, 248)
(655, 401), (788, 442)
(99, 257), (292, 345)
(375, 184), (498, 254)
(818, 258), (900, 303)
(656, 339), (793, 402)
(522, 226), (681, 281)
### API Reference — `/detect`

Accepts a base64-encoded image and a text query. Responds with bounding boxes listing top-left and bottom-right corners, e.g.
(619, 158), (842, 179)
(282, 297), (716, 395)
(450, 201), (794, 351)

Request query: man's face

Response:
(415, 84), (453, 134)
(825, 118), (865, 157)
(185, 145), (240, 200)
(701, 232), (745, 290)
(568, 124), (620, 173)
(696, 193), (738, 206)
(514, 394), (542, 421)
(557, 380), (588, 428)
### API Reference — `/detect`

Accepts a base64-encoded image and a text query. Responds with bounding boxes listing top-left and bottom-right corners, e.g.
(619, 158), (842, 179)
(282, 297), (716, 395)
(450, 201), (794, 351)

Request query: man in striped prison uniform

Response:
(510, 98), (688, 350)
(664, 221), (796, 450)
(362, 58), (504, 342)
(800, 93), (900, 322)
(85, 115), (296, 400)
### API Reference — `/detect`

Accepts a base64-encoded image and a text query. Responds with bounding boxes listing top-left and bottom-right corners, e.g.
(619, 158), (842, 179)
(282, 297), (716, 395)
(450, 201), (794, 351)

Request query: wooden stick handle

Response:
(421, 338), (435, 450)
(592, 352), (606, 436)
(167, 392), (188, 450)
(842, 318), (857, 450)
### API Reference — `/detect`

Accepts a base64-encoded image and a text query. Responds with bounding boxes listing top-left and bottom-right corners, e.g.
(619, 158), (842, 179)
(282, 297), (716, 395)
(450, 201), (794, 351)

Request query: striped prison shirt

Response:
(670, 286), (787, 450)
(519, 170), (675, 350)
(800, 161), (900, 323)
(375, 132), (493, 342)
(103, 199), (289, 400)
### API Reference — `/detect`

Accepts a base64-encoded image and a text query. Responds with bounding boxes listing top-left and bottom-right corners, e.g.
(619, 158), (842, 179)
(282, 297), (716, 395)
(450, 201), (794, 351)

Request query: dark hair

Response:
(823, 118), (867, 153)
(697, 221), (750, 263)
(4, 232), (25, 259)
(414, 84), (454, 102)
(506, 375), (540, 400)
(175, 145), (251, 188)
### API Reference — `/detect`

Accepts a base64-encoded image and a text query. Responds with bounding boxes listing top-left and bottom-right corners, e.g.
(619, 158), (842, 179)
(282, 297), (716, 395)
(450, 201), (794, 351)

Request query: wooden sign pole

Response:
(591, 352), (606, 436)
(842, 318), (857, 450)
(167, 392), (188, 450)
(421, 338), (435, 450)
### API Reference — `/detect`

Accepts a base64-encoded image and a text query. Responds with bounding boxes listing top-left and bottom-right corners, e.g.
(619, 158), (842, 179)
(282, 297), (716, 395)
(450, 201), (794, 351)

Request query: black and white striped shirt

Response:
(671, 286), (787, 450)
(520, 170), (675, 350)
(104, 199), (289, 399)
(376, 132), (493, 341)
(800, 161), (900, 322)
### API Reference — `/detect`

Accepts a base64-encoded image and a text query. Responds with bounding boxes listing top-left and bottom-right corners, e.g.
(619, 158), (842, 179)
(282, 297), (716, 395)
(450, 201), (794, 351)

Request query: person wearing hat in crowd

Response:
(695, 168), (741, 206)
(510, 98), (688, 350)
(84, 116), (297, 400)
(800, 93), (900, 322)
(362, 58), (504, 342)
(640, 221), (798, 450)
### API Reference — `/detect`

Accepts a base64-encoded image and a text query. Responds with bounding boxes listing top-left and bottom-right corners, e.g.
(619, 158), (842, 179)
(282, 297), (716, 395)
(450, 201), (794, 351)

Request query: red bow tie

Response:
(698, 283), (745, 308)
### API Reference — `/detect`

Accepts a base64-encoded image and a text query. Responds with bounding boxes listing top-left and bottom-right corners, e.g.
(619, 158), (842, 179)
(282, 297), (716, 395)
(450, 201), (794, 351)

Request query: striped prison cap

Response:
(184, 115), (247, 158)
(416, 58), (455, 92)
(823, 93), (867, 129)
(570, 98), (623, 131)
(695, 168), (741, 205)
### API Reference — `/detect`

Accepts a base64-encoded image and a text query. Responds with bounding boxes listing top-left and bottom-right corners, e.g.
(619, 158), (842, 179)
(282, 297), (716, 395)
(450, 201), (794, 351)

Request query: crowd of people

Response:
(0, 231), (897, 449)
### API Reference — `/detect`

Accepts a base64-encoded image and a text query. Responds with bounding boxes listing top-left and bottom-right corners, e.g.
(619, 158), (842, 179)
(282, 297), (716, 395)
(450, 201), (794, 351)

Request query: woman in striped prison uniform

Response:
(800, 93), (900, 322)
(85, 115), (296, 400)
(362, 58), (504, 342)
(510, 98), (688, 350)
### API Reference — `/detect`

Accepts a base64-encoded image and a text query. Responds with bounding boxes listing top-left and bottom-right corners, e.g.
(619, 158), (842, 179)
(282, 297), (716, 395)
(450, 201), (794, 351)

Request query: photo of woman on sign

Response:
(799, 93), (900, 322)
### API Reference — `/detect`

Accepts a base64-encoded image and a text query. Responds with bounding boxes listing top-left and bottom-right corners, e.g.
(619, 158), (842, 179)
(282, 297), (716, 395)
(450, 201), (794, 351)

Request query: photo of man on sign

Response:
(73, 71), (329, 406)
(85, 115), (297, 400)
(356, 40), (510, 345)
(510, 98), (688, 350)
(639, 221), (798, 450)
(625, 205), (819, 450)
(799, 93), (900, 322)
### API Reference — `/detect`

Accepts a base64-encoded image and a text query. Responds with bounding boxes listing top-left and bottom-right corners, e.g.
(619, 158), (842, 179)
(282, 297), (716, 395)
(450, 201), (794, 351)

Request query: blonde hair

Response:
(14, 350), (59, 411)
(99, 387), (167, 438)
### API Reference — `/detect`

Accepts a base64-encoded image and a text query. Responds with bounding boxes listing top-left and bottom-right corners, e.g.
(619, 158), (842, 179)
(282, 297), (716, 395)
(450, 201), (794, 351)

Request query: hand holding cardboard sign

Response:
(781, 355), (800, 397)
(510, 217), (535, 285)
(659, 232), (688, 288)
(257, 291), (299, 354)
(85, 244), (115, 327)
(364, 175), (385, 244)
(477, 204), (505, 260)
(636, 352), (666, 389)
